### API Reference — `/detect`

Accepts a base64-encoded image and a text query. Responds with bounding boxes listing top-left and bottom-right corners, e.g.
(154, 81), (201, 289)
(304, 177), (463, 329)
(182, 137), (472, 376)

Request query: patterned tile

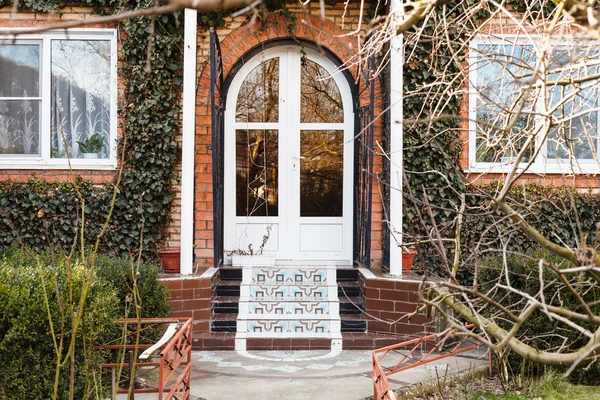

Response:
(237, 265), (341, 343)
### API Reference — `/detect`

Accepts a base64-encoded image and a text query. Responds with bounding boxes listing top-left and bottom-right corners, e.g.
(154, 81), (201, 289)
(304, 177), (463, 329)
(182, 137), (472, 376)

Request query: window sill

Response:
(466, 163), (600, 175)
(0, 160), (117, 170)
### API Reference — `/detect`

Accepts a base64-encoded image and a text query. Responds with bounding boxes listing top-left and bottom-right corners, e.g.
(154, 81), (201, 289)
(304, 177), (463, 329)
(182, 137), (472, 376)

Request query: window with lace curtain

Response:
(0, 30), (117, 169)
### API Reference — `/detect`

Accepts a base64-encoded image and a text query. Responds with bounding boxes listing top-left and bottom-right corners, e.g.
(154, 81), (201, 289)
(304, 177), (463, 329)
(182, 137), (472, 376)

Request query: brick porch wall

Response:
(360, 269), (436, 337)
(160, 271), (215, 348)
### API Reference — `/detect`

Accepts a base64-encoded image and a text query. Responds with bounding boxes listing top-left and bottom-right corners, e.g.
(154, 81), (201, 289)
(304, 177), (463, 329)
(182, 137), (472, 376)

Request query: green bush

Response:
(479, 249), (600, 384)
(0, 248), (170, 399)
(0, 259), (117, 399)
(411, 183), (600, 284)
(96, 254), (171, 319)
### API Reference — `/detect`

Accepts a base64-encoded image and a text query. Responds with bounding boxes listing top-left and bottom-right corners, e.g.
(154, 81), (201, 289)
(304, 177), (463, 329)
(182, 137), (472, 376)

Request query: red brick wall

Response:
(361, 270), (436, 337)
(187, 3), (386, 268)
(161, 274), (213, 347)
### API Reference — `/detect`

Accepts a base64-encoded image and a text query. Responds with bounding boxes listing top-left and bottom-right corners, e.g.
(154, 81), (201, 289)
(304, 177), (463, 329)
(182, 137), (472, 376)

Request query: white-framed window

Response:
(468, 34), (600, 174)
(0, 29), (117, 169)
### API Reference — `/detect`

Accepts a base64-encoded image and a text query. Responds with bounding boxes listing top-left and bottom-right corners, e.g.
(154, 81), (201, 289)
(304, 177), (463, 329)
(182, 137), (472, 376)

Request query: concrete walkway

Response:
(185, 349), (488, 400)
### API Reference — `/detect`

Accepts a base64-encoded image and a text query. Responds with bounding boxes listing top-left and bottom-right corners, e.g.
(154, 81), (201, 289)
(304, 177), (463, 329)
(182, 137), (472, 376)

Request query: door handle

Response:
(292, 156), (305, 171)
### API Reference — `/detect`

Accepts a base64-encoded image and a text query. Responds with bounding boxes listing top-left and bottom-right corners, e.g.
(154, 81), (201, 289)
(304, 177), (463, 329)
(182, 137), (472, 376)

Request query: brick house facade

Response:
(5, 2), (592, 351)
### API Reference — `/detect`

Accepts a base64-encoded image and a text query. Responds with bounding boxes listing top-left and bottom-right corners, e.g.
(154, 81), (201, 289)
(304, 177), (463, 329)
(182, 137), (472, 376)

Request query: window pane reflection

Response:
(301, 60), (343, 123)
(300, 130), (343, 216)
(236, 129), (279, 216)
(547, 47), (600, 160)
(474, 44), (536, 163)
(51, 40), (111, 159)
(0, 43), (41, 156)
(236, 58), (279, 123)
(0, 44), (40, 97)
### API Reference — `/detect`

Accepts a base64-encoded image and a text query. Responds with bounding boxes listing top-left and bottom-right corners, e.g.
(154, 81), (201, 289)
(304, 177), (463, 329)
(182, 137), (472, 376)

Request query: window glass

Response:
(0, 44), (41, 156)
(300, 130), (343, 216)
(51, 40), (111, 159)
(0, 44), (40, 97)
(546, 46), (599, 161)
(474, 44), (536, 163)
(236, 58), (279, 123)
(236, 129), (279, 217)
(301, 60), (343, 123)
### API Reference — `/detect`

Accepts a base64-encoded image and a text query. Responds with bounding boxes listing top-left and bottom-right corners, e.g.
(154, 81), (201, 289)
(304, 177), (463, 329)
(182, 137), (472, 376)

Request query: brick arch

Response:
(219, 13), (360, 81)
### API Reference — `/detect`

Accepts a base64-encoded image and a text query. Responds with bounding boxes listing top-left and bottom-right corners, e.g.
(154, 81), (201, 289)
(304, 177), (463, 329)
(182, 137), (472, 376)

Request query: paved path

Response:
(186, 349), (488, 400)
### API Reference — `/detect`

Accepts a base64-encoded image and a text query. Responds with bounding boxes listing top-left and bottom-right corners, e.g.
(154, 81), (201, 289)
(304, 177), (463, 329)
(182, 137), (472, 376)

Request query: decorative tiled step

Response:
(236, 265), (342, 350)
(243, 300), (338, 315)
(242, 284), (335, 300)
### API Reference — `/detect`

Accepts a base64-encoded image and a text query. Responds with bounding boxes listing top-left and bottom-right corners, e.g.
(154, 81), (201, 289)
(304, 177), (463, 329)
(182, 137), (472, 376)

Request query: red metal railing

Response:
(372, 325), (488, 400)
(97, 317), (193, 400)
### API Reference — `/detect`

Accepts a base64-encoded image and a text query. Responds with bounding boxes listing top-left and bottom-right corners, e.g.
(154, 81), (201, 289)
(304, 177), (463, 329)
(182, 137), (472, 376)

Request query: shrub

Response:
(96, 254), (170, 319)
(0, 248), (170, 399)
(479, 249), (600, 384)
(0, 178), (112, 255)
(0, 259), (118, 399)
(411, 183), (600, 284)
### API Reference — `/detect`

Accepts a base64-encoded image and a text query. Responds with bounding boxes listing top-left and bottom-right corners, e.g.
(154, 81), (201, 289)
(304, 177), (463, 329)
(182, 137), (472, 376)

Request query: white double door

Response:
(224, 46), (354, 264)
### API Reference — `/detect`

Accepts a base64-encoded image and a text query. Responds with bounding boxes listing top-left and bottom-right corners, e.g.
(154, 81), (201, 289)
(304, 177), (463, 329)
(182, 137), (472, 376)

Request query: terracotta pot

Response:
(401, 249), (417, 271)
(159, 249), (181, 273)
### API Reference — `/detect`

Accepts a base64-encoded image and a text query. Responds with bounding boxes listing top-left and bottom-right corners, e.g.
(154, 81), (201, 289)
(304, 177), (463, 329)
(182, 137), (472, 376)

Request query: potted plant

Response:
(77, 133), (105, 159)
(159, 247), (181, 273)
(228, 225), (275, 267)
(401, 245), (418, 271)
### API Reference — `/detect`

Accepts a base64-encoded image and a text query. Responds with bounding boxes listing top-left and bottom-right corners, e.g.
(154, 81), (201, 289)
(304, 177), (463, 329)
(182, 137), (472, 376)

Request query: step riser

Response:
(239, 320), (341, 336)
(241, 286), (338, 301)
(241, 301), (339, 315)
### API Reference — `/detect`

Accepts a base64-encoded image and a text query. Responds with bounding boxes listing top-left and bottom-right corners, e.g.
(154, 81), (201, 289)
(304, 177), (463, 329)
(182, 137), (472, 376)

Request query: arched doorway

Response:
(223, 46), (354, 264)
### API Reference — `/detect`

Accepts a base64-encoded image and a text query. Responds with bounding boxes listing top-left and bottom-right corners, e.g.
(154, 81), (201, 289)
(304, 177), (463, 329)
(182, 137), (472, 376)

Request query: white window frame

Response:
(468, 34), (600, 175)
(0, 29), (118, 170)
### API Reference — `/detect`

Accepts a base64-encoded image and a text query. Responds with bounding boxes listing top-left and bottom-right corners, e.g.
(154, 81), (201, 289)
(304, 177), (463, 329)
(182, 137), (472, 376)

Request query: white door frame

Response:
(223, 45), (354, 265)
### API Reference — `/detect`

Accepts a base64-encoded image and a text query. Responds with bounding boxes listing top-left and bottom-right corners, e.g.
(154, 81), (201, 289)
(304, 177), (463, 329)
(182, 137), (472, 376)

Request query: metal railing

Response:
(97, 317), (193, 399)
(372, 325), (489, 400)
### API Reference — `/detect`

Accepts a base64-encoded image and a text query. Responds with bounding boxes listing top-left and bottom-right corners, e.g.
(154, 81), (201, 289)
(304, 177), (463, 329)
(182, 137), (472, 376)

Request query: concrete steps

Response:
(210, 266), (367, 349)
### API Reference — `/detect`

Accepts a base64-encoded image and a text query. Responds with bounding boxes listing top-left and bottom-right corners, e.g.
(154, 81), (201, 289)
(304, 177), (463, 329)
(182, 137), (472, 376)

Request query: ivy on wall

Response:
(401, 2), (475, 275)
(0, 0), (183, 259)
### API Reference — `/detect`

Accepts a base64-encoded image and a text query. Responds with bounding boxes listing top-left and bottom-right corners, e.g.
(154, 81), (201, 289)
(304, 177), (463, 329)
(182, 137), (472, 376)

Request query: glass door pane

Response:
(300, 130), (343, 217)
(236, 129), (279, 217)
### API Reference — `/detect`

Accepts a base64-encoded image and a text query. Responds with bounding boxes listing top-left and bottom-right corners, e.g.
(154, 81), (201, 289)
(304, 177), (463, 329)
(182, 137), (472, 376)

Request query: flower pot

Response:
(82, 153), (99, 159)
(159, 249), (181, 273)
(231, 254), (276, 267)
(402, 249), (417, 271)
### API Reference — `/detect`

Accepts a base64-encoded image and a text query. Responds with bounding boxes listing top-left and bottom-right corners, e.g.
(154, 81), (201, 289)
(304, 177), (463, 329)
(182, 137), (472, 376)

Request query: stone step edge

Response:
(236, 332), (342, 339)
(245, 282), (336, 286)
(239, 297), (336, 302)
(238, 299), (339, 303)
(237, 314), (341, 320)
